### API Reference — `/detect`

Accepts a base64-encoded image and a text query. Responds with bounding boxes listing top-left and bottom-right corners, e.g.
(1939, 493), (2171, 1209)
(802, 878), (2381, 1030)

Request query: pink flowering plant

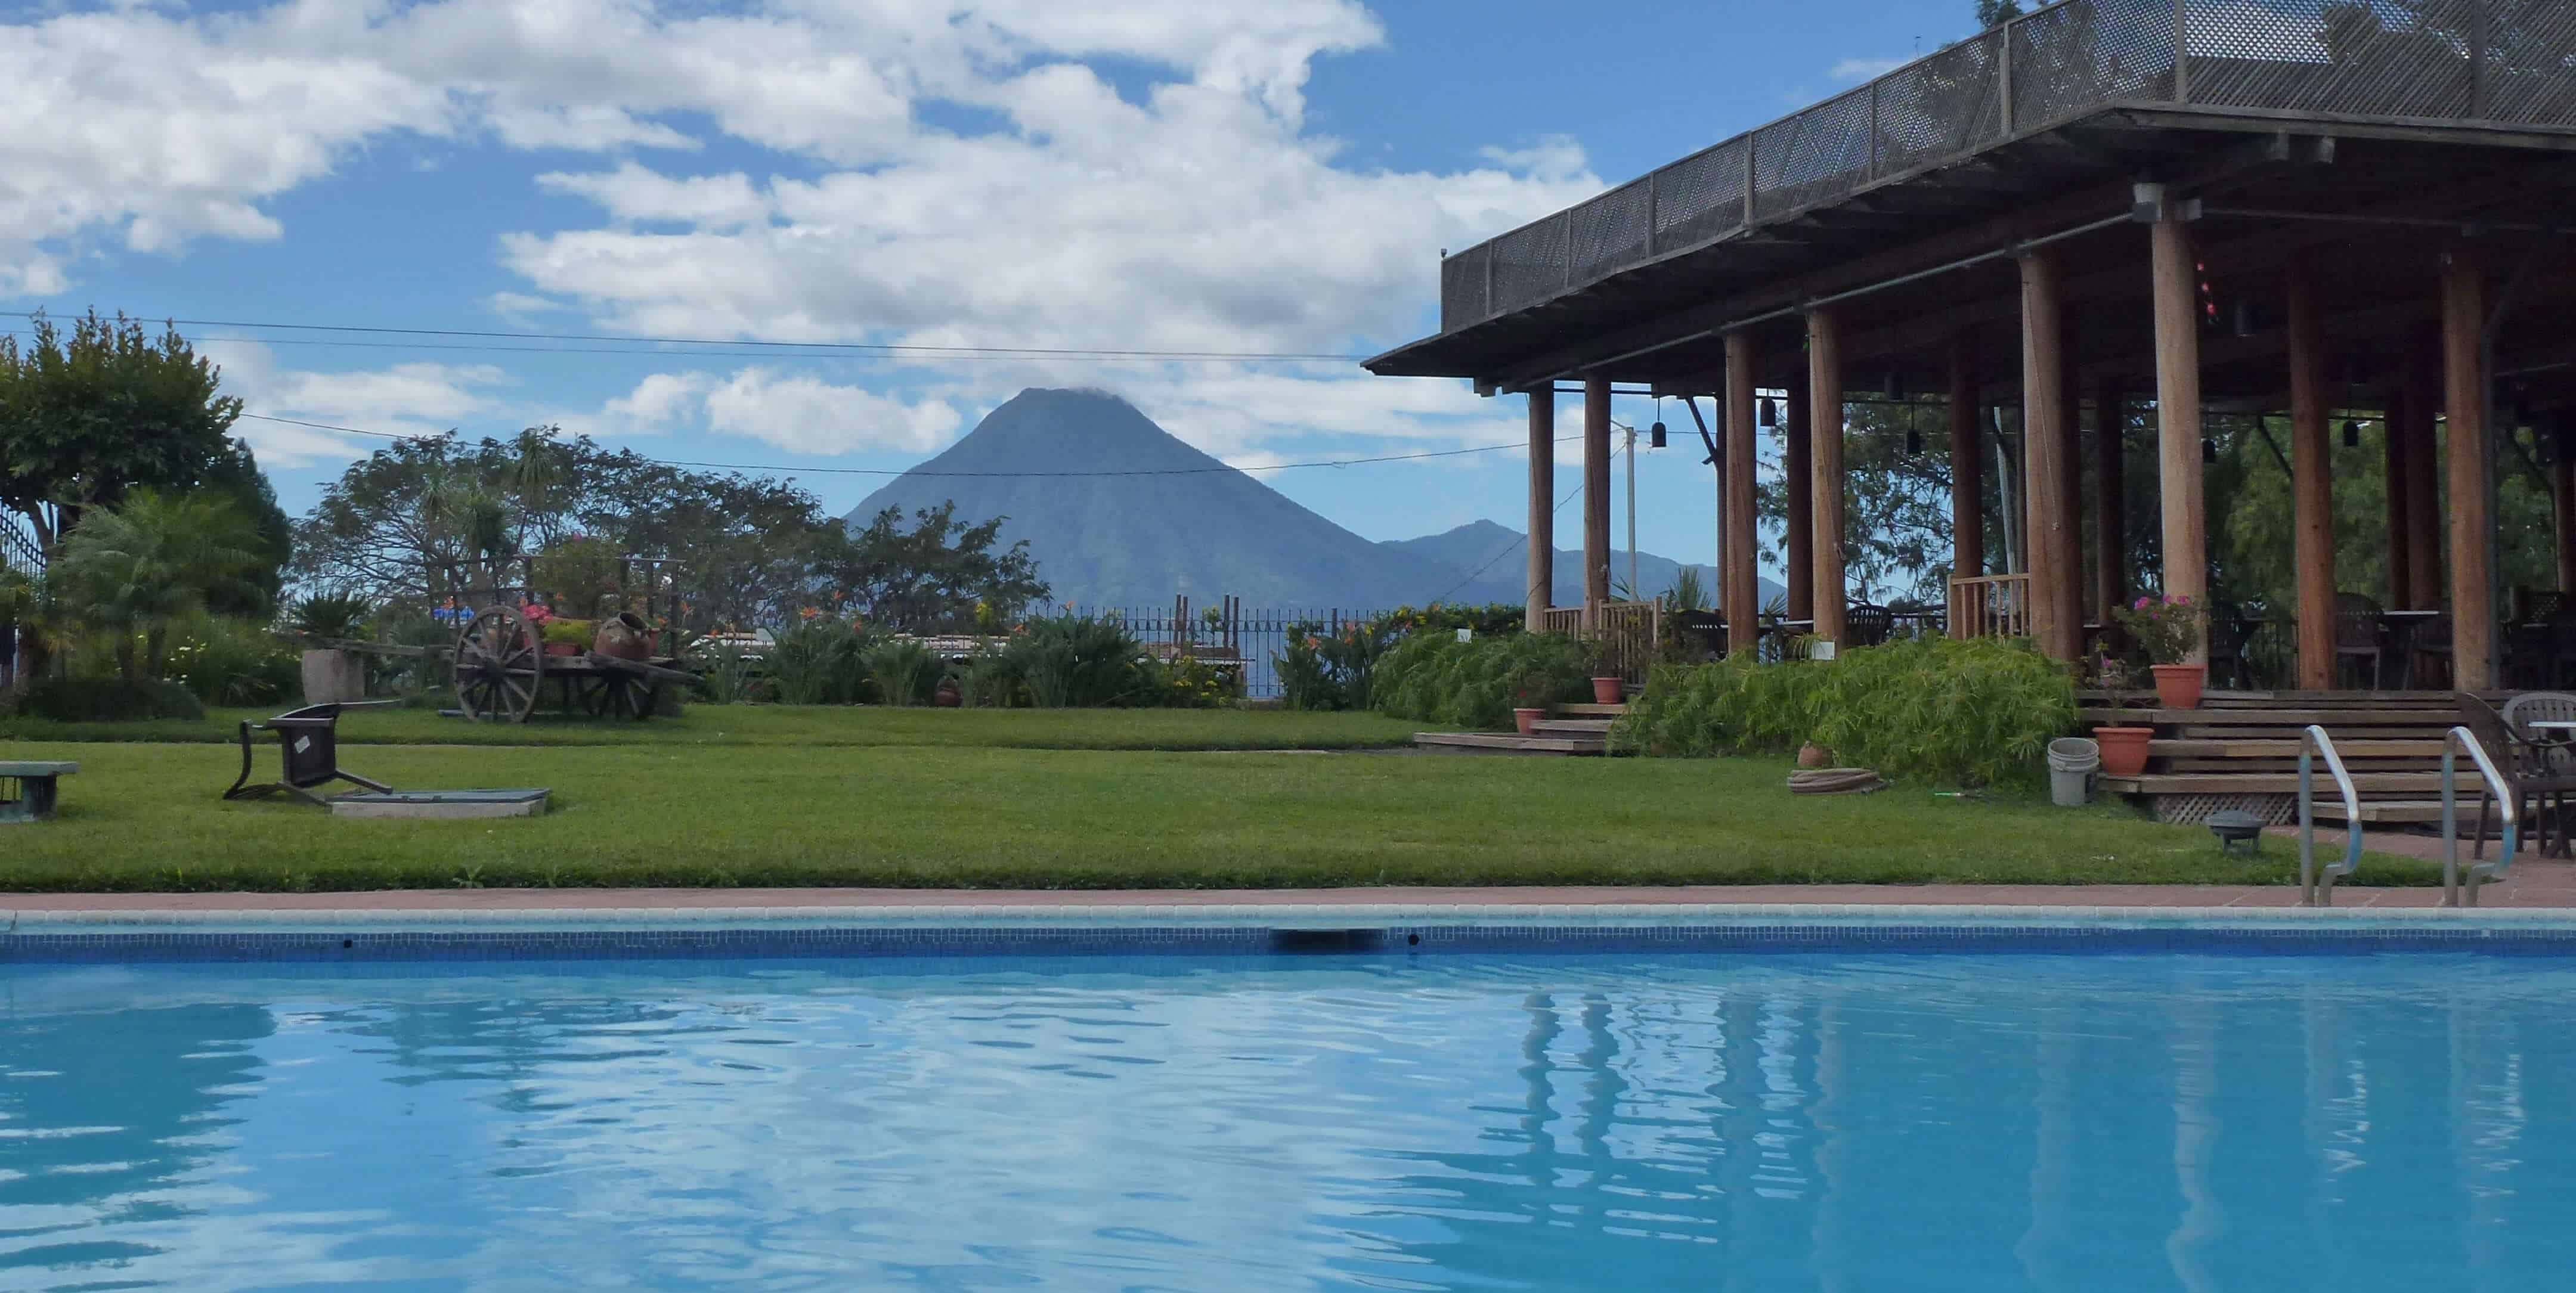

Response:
(2111, 594), (2206, 666)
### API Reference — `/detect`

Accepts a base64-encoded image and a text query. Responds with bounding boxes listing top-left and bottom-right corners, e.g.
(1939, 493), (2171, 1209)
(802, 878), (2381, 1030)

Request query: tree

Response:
(821, 503), (1050, 632)
(55, 489), (265, 681)
(1975, 0), (2024, 27)
(0, 311), (246, 554)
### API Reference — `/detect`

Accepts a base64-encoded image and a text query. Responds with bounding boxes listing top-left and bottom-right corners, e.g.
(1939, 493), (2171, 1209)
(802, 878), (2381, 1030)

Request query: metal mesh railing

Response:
(1436, 0), (2576, 332)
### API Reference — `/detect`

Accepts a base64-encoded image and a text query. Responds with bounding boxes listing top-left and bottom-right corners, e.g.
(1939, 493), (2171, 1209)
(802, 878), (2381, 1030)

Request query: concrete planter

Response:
(299, 649), (365, 706)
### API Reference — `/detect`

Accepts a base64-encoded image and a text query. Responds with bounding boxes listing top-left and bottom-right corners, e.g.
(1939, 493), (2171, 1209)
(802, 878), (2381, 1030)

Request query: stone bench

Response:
(0, 761), (78, 823)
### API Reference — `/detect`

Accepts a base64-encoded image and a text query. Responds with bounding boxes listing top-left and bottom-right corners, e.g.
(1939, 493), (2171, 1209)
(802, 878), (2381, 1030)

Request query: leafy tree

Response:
(1974, 0), (2023, 26)
(821, 502), (1050, 632)
(0, 311), (246, 553)
(55, 489), (266, 681)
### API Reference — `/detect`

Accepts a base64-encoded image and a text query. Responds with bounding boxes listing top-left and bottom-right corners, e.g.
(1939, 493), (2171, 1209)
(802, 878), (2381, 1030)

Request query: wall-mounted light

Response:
(2232, 300), (2256, 337)
(1760, 397), (1779, 429)
(1649, 421), (1667, 449)
(1906, 428), (1924, 455)
(1883, 371), (1902, 401)
(2202, 437), (2219, 464)
(2342, 418), (2363, 449)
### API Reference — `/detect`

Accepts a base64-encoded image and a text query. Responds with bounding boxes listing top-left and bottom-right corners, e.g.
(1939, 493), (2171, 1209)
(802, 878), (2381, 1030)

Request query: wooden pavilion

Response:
(1367, 0), (2576, 706)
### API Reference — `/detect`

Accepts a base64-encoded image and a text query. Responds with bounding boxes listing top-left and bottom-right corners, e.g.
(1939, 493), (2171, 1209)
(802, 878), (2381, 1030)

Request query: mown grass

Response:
(0, 738), (2440, 892)
(0, 703), (1429, 751)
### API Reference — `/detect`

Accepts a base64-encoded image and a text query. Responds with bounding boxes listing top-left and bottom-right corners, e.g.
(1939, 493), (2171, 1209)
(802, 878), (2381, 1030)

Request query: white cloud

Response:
(535, 164), (770, 230)
(1828, 56), (1908, 81)
(703, 369), (962, 455)
(202, 340), (510, 467)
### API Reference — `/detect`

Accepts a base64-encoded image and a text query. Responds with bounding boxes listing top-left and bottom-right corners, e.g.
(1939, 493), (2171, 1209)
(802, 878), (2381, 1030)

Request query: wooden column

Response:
(1724, 333), (1761, 655)
(1808, 308), (1847, 646)
(1583, 374), (1612, 630)
(2401, 328), (2444, 609)
(2148, 190), (2209, 661)
(2058, 345), (2086, 631)
(2383, 376), (2412, 608)
(2287, 265), (2335, 690)
(2093, 377), (2128, 625)
(2020, 247), (2077, 661)
(1785, 371), (1814, 625)
(1948, 339), (1983, 635)
(2442, 250), (2493, 689)
(2555, 415), (2576, 594)
(1525, 389), (1555, 632)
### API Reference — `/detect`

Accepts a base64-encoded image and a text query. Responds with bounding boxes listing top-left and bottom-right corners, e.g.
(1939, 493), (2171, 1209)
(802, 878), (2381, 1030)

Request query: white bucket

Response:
(2046, 737), (2100, 808)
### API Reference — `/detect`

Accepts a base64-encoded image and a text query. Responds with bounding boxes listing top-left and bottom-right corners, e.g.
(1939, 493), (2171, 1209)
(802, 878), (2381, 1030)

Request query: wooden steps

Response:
(2102, 772), (2446, 795)
(2076, 690), (2508, 824)
(1411, 731), (1603, 755)
(1559, 702), (1629, 718)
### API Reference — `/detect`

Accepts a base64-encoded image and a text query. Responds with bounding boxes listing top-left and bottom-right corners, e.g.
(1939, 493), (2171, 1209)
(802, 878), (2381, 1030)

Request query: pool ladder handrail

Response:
(2298, 725), (2364, 907)
(2441, 725), (2518, 907)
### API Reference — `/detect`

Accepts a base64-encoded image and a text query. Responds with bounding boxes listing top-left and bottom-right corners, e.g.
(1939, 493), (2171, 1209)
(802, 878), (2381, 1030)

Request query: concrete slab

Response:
(329, 789), (550, 820)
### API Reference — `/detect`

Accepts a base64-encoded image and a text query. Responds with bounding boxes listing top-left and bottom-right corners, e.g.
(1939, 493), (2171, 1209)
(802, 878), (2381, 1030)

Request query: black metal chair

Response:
(1844, 603), (1894, 649)
(2459, 694), (2576, 860)
(2205, 603), (2258, 690)
(2410, 613), (2455, 690)
(224, 702), (397, 807)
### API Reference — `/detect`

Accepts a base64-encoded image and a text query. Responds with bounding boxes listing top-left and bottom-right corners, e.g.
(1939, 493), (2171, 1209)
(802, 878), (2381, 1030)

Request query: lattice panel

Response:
(2185, 0), (2473, 117)
(1487, 216), (1571, 316)
(1566, 177), (1652, 284)
(1878, 31), (2006, 175)
(1438, 244), (1490, 330)
(1751, 86), (1874, 220)
(2013, 0), (2179, 129)
(2150, 792), (2295, 826)
(2480, 0), (2576, 123)
(1649, 137), (1748, 256)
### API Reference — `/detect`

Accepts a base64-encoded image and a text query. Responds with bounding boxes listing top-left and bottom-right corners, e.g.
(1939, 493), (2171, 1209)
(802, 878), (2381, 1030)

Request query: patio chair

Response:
(2503, 692), (2576, 776)
(2410, 613), (2455, 689)
(2205, 603), (2256, 690)
(1844, 603), (1894, 649)
(224, 701), (397, 807)
(2333, 592), (2385, 689)
(2458, 694), (2576, 860)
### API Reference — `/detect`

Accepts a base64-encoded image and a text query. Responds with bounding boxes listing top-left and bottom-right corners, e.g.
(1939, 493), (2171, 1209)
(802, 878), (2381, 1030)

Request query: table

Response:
(2510, 720), (2576, 857)
(2380, 609), (2443, 688)
(0, 760), (77, 824)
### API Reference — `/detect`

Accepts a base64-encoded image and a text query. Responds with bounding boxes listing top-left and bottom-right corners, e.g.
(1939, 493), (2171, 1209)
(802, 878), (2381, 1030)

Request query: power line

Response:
(3, 312), (1370, 364)
(4, 329), (1336, 365)
(1421, 439), (1606, 605)
(238, 411), (1584, 479)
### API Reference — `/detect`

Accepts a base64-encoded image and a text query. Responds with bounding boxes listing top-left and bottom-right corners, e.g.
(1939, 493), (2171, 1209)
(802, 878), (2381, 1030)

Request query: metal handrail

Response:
(2441, 726), (2518, 907)
(2298, 724), (2363, 907)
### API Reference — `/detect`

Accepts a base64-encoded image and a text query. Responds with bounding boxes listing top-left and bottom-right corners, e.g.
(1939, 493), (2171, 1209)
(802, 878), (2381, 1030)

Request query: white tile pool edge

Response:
(7, 902), (2574, 935)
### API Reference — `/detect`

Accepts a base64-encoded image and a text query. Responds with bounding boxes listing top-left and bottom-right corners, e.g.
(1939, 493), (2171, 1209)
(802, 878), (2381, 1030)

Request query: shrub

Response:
(540, 618), (596, 650)
(958, 648), (1023, 708)
(1277, 617), (1403, 711)
(1145, 652), (1239, 709)
(4, 676), (206, 722)
(1610, 635), (2076, 787)
(767, 618), (868, 705)
(164, 618), (301, 706)
(285, 591), (374, 642)
(691, 639), (764, 705)
(1371, 632), (1594, 730)
(862, 640), (940, 706)
(1005, 613), (1153, 708)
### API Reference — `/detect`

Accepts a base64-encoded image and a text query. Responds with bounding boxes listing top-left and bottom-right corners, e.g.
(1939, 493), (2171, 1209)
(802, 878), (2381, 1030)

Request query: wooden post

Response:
(2442, 250), (2494, 689)
(2059, 342), (2086, 634)
(2401, 327), (2444, 609)
(2020, 246), (2077, 661)
(2093, 377), (2127, 625)
(2384, 375), (2412, 608)
(1724, 332), (1761, 655)
(1808, 308), (1848, 646)
(2555, 415), (2576, 594)
(1786, 371), (1814, 625)
(1525, 389), (1555, 633)
(1948, 339), (1983, 635)
(2287, 265), (2335, 689)
(1584, 374), (1613, 630)
(2148, 188), (2209, 662)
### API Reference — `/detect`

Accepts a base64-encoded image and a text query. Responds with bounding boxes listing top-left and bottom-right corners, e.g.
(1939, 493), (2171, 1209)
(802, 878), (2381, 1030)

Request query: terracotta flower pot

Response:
(2094, 725), (2154, 777)
(1591, 676), (1625, 705)
(1797, 742), (1830, 770)
(592, 611), (654, 662)
(2150, 663), (2206, 710)
(1513, 707), (1544, 736)
(934, 678), (964, 708)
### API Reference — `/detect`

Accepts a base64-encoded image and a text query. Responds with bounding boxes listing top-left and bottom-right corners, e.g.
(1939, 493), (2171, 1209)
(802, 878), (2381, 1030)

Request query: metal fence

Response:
(1441, 0), (2576, 331)
(1067, 601), (1388, 700)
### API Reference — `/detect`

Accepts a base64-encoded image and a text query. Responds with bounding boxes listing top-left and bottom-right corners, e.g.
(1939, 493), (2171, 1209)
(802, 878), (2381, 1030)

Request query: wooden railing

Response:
(1539, 601), (1664, 684)
(1948, 574), (2032, 640)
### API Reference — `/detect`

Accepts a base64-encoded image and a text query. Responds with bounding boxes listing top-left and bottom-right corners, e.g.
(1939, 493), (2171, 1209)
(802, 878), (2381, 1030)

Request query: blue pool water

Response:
(5, 950), (2575, 1291)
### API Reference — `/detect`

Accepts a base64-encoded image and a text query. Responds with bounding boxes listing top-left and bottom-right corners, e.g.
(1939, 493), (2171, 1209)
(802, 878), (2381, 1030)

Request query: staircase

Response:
(1412, 702), (1623, 756)
(2080, 690), (2494, 824)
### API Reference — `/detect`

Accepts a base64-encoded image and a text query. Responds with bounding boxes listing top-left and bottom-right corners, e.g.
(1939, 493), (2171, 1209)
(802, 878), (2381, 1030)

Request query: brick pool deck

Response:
(12, 830), (2574, 913)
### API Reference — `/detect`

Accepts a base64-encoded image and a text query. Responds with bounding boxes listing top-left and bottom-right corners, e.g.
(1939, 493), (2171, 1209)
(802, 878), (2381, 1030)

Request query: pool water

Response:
(5, 950), (2574, 1291)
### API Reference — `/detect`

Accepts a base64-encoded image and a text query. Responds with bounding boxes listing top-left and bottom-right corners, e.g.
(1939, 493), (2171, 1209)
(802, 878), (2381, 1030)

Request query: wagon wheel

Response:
(573, 671), (645, 720)
(455, 605), (543, 723)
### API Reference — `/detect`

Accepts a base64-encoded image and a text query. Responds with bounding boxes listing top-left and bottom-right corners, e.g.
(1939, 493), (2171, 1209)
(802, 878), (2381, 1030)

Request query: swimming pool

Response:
(5, 944), (2572, 1290)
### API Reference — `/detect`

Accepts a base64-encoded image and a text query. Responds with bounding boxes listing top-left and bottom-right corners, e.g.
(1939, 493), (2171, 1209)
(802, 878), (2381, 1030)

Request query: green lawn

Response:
(0, 731), (2439, 892)
(0, 703), (1430, 751)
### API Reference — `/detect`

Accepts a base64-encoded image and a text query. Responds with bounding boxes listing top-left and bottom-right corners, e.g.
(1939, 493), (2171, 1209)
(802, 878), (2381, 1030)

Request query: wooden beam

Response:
(2020, 246), (2078, 661)
(1785, 371), (1814, 624)
(1809, 308), (1847, 646)
(2401, 327), (2444, 609)
(1584, 374), (1612, 630)
(2094, 377), (2127, 627)
(2287, 263), (2336, 689)
(2383, 375), (2412, 608)
(2148, 191), (2209, 662)
(1949, 339), (1984, 621)
(1724, 332), (1761, 656)
(1525, 390), (1556, 632)
(2441, 250), (2493, 689)
(2057, 317), (2086, 634)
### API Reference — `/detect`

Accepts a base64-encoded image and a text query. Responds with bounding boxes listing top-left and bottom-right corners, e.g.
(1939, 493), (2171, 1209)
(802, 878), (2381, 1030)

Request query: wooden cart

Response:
(441, 554), (697, 724)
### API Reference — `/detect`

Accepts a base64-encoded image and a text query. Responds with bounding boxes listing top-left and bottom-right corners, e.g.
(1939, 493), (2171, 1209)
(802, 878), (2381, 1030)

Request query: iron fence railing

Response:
(1439, 0), (2576, 331)
(1067, 601), (1388, 700)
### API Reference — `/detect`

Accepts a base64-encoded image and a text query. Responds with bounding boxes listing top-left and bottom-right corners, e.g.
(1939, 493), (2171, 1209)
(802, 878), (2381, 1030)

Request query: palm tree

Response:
(56, 489), (265, 681)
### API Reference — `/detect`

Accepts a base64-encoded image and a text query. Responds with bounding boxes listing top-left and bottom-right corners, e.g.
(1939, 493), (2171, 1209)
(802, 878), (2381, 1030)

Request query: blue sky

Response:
(2, 0), (1980, 579)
